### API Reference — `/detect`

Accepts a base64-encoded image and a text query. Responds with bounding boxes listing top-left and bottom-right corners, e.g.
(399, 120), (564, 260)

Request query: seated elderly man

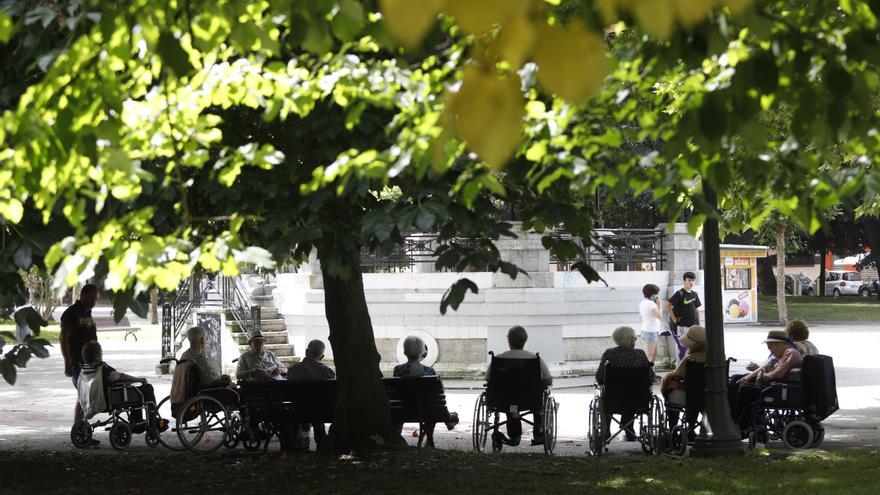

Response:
(287, 340), (336, 450)
(729, 330), (803, 432)
(181, 325), (232, 390)
(236, 331), (285, 382)
(488, 325), (552, 447)
(393, 335), (439, 445)
(596, 326), (655, 441)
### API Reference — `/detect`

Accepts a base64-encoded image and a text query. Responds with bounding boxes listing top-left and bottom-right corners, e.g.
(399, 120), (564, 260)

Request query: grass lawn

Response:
(1, 447), (879, 494)
(758, 295), (880, 323)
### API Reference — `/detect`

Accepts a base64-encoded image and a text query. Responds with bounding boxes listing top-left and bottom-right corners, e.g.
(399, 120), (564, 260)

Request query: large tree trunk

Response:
(775, 222), (789, 324)
(319, 255), (401, 453)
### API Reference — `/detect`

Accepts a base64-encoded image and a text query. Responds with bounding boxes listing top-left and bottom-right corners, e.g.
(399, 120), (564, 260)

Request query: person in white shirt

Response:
(638, 284), (662, 363)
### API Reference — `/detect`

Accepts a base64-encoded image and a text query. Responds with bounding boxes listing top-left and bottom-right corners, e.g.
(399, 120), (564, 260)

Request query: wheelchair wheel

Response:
(109, 421), (133, 451)
(587, 396), (604, 456)
(70, 421), (93, 449)
(641, 396), (665, 455)
(782, 420), (814, 450)
(153, 396), (185, 451)
(223, 413), (242, 449)
(542, 395), (558, 455)
(670, 425), (688, 456)
(810, 424), (825, 448)
(472, 392), (490, 453)
(177, 395), (230, 454)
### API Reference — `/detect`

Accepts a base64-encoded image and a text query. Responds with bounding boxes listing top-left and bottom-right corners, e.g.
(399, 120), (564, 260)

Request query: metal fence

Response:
(549, 228), (667, 272)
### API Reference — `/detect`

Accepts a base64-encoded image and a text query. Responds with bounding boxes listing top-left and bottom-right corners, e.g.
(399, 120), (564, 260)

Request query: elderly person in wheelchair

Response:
(588, 326), (663, 456)
(472, 326), (558, 454)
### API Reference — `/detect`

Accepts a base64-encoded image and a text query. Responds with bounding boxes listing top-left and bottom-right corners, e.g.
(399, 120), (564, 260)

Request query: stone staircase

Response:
(227, 283), (300, 368)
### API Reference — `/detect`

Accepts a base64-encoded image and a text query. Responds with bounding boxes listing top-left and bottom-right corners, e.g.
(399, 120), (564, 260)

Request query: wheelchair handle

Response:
(159, 357), (178, 364)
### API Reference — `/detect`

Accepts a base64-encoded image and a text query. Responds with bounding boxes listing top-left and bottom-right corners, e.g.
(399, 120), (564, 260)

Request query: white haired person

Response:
(393, 335), (438, 446)
(181, 326), (232, 389)
(595, 326), (655, 441)
(394, 335), (437, 378)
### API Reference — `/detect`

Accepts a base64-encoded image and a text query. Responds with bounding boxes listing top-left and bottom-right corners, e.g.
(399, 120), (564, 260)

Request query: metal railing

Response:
(549, 228), (666, 271)
(161, 275), (196, 360)
(220, 275), (261, 338)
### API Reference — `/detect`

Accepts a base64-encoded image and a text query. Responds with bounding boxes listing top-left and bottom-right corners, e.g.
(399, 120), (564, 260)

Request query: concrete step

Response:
(278, 356), (301, 367)
(238, 343), (294, 357)
(232, 331), (289, 345)
(259, 320), (286, 332)
(256, 307), (279, 319)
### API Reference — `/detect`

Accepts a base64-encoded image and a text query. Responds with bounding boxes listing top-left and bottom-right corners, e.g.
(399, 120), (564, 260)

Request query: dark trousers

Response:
(728, 379), (761, 430)
(280, 422), (327, 452)
(602, 412), (636, 439)
(505, 411), (544, 440)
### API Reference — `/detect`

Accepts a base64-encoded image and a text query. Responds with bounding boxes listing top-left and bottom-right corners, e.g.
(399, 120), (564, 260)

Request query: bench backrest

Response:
(486, 355), (543, 412)
(382, 376), (452, 423)
(602, 365), (653, 414)
(93, 315), (132, 327)
(802, 354), (838, 420)
(239, 380), (337, 423)
(683, 359), (707, 413)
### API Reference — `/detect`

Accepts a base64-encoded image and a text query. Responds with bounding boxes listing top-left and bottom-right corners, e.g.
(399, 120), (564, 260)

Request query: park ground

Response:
(2, 299), (879, 493)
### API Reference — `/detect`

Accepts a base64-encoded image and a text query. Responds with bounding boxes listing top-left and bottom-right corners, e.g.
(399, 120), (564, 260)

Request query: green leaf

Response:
(157, 31), (195, 78)
(440, 278), (479, 315)
(331, 0), (367, 42)
(0, 11), (15, 43)
(1, 358), (17, 385)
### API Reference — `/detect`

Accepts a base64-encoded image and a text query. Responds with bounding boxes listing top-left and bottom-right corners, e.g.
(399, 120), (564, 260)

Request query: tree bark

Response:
(150, 287), (159, 324)
(319, 255), (401, 453)
(775, 222), (789, 324)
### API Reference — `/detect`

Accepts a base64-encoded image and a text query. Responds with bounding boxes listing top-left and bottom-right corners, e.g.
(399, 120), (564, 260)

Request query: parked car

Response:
(859, 279), (880, 298)
(784, 274), (815, 296)
(824, 270), (864, 297)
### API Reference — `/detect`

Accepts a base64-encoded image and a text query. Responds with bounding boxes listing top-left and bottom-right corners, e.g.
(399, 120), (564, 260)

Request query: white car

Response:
(824, 270), (864, 297)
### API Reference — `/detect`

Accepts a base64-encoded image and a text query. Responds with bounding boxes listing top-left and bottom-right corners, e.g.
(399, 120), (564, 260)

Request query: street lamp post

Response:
(690, 182), (744, 456)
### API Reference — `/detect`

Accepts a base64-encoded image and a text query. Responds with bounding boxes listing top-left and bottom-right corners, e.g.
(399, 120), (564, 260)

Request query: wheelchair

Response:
(71, 380), (160, 451)
(154, 357), (244, 454)
(742, 354), (838, 450)
(587, 364), (665, 456)
(663, 359), (735, 455)
(472, 352), (559, 454)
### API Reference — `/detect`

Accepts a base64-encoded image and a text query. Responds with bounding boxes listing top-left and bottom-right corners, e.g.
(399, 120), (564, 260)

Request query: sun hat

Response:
(248, 331), (267, 342)
(761, 330), (791, 345)
(680, 325), (706, 350)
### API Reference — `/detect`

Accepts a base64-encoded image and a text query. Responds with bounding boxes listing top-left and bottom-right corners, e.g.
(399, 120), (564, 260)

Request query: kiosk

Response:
(719, 244), (768, 323)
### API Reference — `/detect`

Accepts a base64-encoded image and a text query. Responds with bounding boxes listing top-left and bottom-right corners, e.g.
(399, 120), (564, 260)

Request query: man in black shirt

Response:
(666, 272), (702, 336)
(60, 284), (99, 429)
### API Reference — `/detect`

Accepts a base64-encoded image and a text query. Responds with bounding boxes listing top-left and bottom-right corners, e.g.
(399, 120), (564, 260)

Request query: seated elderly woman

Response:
(785, 320), (819, 356)
(729, 330), (803, 431)
(596, 326), (655, 441)
(393, 335), (438, 446)
(660, 325), (706, 429)
(181, 325), (232, 390)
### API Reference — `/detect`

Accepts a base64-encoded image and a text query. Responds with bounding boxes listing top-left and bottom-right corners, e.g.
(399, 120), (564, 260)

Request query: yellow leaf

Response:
(633, 0), (675, 40)
(499, 14), (535, 67)
(447, 0), (529, 35)
(533, 21), (609, 103)
(379, 0), (446, 50)
(0, 198), (24, 223)
(673, 0), (714, 27)
(447, 66), (524, 169)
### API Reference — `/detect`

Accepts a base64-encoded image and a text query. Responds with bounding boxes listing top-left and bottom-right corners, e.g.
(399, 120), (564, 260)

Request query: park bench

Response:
(93, 315), (140, 341)
(237, 375), (458, 451)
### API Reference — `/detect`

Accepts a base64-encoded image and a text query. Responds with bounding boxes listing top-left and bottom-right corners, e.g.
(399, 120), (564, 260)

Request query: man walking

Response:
(60, 284), (100, 443)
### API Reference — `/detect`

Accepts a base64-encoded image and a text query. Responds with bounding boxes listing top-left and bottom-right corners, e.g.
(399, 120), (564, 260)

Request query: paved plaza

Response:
(2, 321), (879, 455)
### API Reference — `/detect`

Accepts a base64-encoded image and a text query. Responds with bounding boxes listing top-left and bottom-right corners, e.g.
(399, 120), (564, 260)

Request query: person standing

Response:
(638, 284), (662, 364)
(60, 284), (100, 439)
(665, 272), (701, 365)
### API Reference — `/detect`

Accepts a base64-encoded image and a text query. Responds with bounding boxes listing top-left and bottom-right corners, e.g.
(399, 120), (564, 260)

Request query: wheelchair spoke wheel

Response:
(587, 397), (604, 456)
(70, 421), (93, 449)
(223, 413), (242, 449)
(642, 396), (665, 455)
(782, 420), (814, 450)
(109, 421), (133, 451)
(241, 420), (270, 452)
(472, 392), (490, 453)
(542, 395), (558, 455)
(153, 396), (185, 451)
(177, 395), (230, 454)
(670, 425), (688, 456)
